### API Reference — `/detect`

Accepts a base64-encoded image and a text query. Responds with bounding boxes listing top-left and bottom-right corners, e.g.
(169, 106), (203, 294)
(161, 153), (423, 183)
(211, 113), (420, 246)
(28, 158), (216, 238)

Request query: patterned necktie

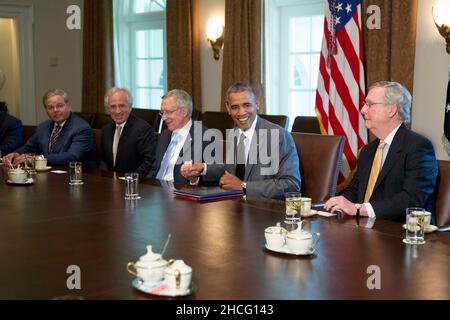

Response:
(48, 125), (61, 153)
(113, 125), (122, 166)
(364, 140), (386, 202)
(156, 133), (179, 180)
(235, 133), (246, 181)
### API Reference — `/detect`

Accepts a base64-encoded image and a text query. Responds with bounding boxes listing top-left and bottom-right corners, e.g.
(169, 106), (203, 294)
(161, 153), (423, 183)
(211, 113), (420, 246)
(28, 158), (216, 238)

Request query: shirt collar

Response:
(383, 123), (402, 146)
(173, 119), (192, 140)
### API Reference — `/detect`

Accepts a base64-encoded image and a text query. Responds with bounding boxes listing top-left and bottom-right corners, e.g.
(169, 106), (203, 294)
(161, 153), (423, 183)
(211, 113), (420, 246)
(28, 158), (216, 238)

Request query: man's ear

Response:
(226, 103), (231, 115)
(388, 104), (398, 119)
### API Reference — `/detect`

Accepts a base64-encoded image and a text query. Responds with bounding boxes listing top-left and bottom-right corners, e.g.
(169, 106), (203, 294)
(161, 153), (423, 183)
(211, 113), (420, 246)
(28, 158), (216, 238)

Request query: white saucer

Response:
(36, 166), (52, 172)
(132, 278), (192, 297)
(301, 209), (318, 218)
(402, 224), (438, 234)
(265, 244), (316, 256)
(6, 178), (34, 185)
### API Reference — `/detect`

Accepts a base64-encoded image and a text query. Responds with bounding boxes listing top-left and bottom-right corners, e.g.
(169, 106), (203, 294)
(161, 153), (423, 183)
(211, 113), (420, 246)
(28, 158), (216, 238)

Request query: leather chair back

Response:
(22, 125), (37, 142)
(291, 116), (321, 134)
(435, 160), (450, 227)
(291, 132), (345, 203)
(131, 108), (161, 132)
(92, 128), (102, 159)
(201, 112), (234, 137)
(92, 113), (114, 129)
(259, 114), (289, 130)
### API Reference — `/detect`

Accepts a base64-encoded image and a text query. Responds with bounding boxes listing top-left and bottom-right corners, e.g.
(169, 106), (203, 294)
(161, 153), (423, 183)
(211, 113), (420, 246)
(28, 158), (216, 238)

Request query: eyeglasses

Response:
(159, 109), (181, 117)
(45, 103), (66, 111)
(362, 101), (386, 108)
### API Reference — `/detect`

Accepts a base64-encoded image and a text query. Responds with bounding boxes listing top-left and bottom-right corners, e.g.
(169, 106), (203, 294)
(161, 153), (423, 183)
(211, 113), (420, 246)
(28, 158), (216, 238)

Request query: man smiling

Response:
(181, 82), (301, 200)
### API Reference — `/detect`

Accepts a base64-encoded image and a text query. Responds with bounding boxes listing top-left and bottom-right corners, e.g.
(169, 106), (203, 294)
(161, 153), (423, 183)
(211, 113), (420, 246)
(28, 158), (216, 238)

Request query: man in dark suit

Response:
(180, 82), (301, 200)
(101, 87), (156, 176)
(149, 89), (207, 184)
(3, 89), (97, 168)
(0, 102), (23, 155)
(325, 81), (438, 221)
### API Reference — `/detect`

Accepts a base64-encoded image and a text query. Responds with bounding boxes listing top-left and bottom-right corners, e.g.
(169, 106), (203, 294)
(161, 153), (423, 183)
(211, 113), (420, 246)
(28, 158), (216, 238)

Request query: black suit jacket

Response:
(342, 124), (438, 221)
(150, 121), (210, 184)
(0, 111), (23, 155)
(101, 114), (156, 176)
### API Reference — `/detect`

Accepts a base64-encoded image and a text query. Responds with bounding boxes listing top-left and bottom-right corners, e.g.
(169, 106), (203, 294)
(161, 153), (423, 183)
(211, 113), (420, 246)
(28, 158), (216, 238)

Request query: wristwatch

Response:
(355, 203), (362, 217)
(241, 182), (247, 195)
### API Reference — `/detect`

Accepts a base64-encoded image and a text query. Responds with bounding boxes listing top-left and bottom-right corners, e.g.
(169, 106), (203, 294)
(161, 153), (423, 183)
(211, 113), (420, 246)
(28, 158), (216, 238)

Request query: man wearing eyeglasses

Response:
(101, 87), (156, 176)
(325, 81), (438, 222)
(3, 89), (97, 168)
(149, 89), (208, 183)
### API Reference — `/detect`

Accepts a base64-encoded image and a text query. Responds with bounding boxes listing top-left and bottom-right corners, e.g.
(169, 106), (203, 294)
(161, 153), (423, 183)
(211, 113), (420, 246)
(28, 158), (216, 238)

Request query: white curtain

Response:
(113, 0), (131, 88)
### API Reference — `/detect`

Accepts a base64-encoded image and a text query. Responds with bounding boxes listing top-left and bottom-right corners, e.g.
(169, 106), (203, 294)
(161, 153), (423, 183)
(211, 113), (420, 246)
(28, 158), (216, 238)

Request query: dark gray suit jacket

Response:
(204, 117), (301, 200)
(16, 113), (98, 168)
(0, 111), (23, 155)
(342, 124), (438, 221)
(101, 114), (156, 176)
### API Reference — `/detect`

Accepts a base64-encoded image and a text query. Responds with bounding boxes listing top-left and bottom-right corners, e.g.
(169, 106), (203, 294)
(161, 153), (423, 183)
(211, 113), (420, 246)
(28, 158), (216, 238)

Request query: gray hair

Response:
(42, 89), (69, 106)
(225, 82), (258, 104)
(104, 87), (133, 108)
(369, 81), (411, 123)
(162, 89), (193, 116)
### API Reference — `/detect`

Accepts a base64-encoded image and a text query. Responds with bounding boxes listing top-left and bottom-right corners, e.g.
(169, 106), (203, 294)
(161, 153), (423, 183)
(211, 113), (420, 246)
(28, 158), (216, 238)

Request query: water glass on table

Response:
(24, 153), (37, 174)
(403, 207), (426, 245)
(124, 172), (141, 200)
(285, 192), (301, 224)
(69, 162), (83, 185)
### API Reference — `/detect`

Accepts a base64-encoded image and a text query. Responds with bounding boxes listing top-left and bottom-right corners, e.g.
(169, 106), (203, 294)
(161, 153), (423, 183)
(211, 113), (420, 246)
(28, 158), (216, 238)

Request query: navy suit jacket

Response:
(342, 124), (438, 221)
(150, 121), (210, 184)
(101, 114), (156, 176)
(0, 111), (23, 155)
(16, 113), (98, 168)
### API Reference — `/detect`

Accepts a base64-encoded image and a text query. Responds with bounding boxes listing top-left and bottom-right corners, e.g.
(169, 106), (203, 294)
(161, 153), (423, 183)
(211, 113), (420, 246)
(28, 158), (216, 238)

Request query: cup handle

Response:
(126, 262), (138, 277)
(175, 269), (181, 289)
(311, 232), (321, 249)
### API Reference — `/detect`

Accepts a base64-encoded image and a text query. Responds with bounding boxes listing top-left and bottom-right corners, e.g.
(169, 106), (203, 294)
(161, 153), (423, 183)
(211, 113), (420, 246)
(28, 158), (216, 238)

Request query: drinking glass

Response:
(69, 162), (83, 185)
(124, 172), (141, 200)
(285, 192), (301, 224)
(24, 153), (37, 174)
(403, 207), (426, 245)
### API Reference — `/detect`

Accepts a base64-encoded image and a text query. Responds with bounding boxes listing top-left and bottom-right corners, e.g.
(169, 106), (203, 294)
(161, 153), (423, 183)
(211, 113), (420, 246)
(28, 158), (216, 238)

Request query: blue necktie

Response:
(156, 134), (179, 180)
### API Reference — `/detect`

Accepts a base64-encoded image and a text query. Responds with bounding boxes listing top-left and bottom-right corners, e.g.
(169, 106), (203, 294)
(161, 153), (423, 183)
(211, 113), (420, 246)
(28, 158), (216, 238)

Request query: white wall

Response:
(0, 0), (83, 124)
(412, 0), (450, 160)
(0, 18), (20, 117)
(198, 0), (224, 111)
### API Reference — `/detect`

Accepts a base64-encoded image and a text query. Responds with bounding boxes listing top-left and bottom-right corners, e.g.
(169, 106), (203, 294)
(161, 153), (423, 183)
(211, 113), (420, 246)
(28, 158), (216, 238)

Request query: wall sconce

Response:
(206, 19), (224, 60)
(432, 1), (450, 53)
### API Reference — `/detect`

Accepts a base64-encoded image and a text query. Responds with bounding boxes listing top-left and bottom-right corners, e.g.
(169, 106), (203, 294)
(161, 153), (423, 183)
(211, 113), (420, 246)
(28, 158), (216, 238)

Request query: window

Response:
(265, 0), (324, 128)
(113, 0), (167, 109)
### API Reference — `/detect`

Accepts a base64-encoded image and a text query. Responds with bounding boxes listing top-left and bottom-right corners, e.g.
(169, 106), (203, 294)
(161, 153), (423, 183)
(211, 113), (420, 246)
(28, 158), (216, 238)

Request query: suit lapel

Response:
(116, 115), (134, 165)
(155, 130), (172, 173)
(358, 141), (378, 202)
(244, 118), (264, 181)
(372, 125), (405, 191)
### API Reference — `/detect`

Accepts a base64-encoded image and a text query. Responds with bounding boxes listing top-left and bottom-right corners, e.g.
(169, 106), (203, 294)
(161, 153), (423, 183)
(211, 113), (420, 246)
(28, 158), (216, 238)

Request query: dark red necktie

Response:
(49, 125), (61, 153)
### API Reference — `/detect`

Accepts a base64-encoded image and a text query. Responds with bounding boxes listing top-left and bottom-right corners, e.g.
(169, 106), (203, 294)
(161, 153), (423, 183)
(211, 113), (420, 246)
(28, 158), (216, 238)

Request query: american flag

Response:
(443, 77), (450, 155)
(315, 0), (367, 186)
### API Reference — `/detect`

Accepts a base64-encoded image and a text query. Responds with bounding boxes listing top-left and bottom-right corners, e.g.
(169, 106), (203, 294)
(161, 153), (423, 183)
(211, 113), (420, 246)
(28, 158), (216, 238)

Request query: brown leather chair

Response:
(291, 116), (321, 134)
(259, 114), (289, 130)
(74, 112), (96, 127)
(201, 111), (234, 137)
(92, 113), (114, 129)
(22, 125), (37, 142)
(131, 108), (161, 132)
(92, 128), (102, 159)
(435, 160), (450, 228)
(291, 132), (345, 203)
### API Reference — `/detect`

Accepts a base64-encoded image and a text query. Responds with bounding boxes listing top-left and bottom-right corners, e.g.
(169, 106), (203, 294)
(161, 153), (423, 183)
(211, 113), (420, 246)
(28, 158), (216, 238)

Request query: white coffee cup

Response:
(164, 260), (192, 293)
(300, 197), (312, 216)
(8, 168), (28, 183)
(35, 158), (48, 170)
(264, 223), (287, 249)
(285, 222), (320, 254)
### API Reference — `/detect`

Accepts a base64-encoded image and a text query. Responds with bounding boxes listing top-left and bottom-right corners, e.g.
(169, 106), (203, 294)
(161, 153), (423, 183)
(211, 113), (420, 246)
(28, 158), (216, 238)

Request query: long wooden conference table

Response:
(0, 167), (448, 300)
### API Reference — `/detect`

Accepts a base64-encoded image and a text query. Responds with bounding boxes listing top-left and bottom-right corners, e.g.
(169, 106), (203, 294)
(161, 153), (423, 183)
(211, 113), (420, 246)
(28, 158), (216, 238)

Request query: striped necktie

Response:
(364, 140), (386, 202)
(49, 125), (61, 153)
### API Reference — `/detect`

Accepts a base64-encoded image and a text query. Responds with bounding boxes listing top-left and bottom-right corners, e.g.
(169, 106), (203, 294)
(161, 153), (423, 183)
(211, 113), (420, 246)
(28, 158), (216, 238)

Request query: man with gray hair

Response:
(3, 89), (97, 168)
(325, 81), (438, 222)
(101, 87), (156, 176)
(149, 89), (208, 183)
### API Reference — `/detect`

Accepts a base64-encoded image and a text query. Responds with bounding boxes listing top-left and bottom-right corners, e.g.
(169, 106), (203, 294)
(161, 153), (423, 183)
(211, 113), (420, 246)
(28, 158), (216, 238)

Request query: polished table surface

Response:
(0, 168), (449, 300)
